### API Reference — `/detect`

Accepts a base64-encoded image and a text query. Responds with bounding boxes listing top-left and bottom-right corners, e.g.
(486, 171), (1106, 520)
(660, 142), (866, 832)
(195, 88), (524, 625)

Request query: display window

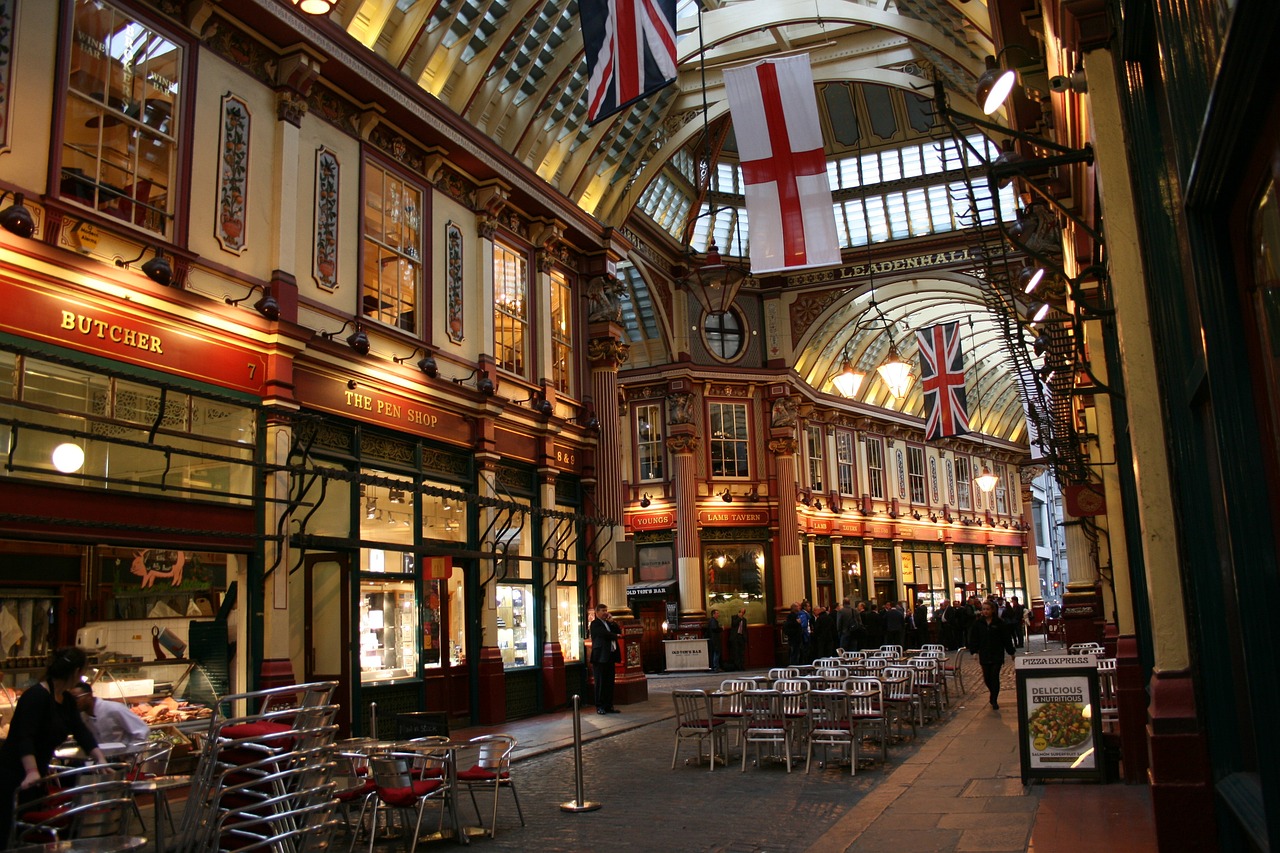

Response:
(358, 577), (417, 683)
(703, 543), (768, 624)
(421, 562), (466, 668)
(495, 584), (533, 668)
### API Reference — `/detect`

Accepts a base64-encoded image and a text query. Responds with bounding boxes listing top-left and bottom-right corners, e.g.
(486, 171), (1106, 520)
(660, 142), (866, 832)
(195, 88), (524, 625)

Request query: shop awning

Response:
(626, 580), (676, 597)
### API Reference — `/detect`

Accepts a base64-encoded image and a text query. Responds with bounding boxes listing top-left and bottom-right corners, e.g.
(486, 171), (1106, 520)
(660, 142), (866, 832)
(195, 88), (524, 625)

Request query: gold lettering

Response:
(61, 311), (75, 330)
(93, 320), (107, 338)
(151, 337), (163, 354)
(110, 326), (122, 342)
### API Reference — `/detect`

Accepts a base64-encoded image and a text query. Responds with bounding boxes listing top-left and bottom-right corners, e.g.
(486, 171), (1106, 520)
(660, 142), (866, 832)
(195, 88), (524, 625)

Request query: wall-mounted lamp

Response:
(929, 512), (938, 523)
(115, 245), (172, 286)
(394, 346), (438, 378)
(639, 493), (652, 508)
(451, 367), (496, 396)
(812, 499), (823, 511)
(797, 488), (812, 507)
(1031, 302), (1052, 324)
(0, 192), (35, 238)
(388, 488), (405, 504)
(719, 487), (733, 503)
(911, 510), (922, 520)
(745, 484), (760, 502)
(320, 319), (370, 355)
(571, 413), (600, 431)
(347, 380), (359, 390)
(224, 283), (280, 320)
(514, 390), (553, 417)
(975, 45), (1043, 115)
(1018, 263), (1046, 295)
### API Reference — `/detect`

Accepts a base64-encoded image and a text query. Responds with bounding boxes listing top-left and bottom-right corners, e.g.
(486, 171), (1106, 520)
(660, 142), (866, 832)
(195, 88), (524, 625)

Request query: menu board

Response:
(1014, 653), (1105, 783)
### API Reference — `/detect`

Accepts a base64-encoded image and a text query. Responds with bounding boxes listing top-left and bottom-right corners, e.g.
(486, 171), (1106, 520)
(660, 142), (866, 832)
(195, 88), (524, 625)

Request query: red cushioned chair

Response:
(10, 762), (133, 847)
(365, 753), (448, 853)
(455, 734), (524, 837)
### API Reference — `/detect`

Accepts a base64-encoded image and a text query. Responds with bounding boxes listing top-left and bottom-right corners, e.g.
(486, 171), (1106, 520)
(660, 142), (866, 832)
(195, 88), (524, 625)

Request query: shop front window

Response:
(358, 576), (418, 684)
(702, 543), (767, 624)
(871, 547), (895, 605)
(421, 561), (466, 668)
(495, 584), (533, 668)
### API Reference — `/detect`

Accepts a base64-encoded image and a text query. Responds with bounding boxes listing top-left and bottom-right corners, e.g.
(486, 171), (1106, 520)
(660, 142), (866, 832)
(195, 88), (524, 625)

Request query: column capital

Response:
(666, 434), (700, 454)
(586, 336), (630, 369)
(768, 437), (798, 456)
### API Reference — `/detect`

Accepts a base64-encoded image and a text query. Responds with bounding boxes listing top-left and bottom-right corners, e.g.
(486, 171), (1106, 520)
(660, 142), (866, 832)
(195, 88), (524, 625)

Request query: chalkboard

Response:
(397, 711), (449, 739)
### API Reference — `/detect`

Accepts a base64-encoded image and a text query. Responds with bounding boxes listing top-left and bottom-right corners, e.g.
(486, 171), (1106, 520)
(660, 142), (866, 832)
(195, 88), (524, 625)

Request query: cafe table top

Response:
(9, 835), (148, 853)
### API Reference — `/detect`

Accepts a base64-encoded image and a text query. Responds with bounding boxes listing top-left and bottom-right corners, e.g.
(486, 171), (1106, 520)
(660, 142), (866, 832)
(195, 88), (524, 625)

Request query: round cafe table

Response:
(9, 836), (147, 853)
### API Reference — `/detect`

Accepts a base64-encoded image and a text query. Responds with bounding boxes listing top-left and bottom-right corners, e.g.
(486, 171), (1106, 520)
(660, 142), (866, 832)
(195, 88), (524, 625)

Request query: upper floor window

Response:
(362, 162), (422, 333)
(704, 310), (745, 361)
(60, 0), (183, 238)
(907, 445), (926, 504)
(955, 455), (972, 511)
(836, 431), (856, 496)
(708, 401), (749, 478)
(865, 436), (885, 500)
(493, 241), (529, 377)
(635, 402), (664, 482)
(549, 270), (573, 396)
(806, 425), (825, 492)
(995, 463), (1008, 513)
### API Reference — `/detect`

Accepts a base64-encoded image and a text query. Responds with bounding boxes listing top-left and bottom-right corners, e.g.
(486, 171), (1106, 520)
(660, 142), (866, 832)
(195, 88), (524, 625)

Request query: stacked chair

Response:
(173, 681), (342, 853)
(10, 762), (134, 848)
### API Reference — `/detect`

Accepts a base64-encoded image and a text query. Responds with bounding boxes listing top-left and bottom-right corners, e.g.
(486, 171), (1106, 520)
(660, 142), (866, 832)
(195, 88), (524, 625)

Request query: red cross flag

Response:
(917, 321), (970, 442)
(723, 54), (840, 274)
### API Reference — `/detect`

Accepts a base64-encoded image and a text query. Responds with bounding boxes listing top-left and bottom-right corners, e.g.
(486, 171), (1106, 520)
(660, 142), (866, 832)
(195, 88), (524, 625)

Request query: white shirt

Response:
(84, 698), (151, 746)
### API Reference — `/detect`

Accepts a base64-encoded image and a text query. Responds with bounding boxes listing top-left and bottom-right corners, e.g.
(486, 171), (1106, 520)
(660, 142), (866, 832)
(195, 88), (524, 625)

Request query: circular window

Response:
(703, 309), (745, 361)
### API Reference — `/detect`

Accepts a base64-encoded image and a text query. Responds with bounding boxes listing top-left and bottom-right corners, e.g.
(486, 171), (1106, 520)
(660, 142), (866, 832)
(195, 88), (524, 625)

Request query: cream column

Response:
(1083, 52), (1189, 668)
(770, 437), (804, 606)
(586, 331), (629, 611)
(667, 433), (703, 618)
(266, 417), (295, 668)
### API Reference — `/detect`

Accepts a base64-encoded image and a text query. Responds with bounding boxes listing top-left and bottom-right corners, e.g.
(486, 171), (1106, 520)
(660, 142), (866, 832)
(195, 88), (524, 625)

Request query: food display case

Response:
(0, 662), (46, 742)
(87, 658), (215, 730)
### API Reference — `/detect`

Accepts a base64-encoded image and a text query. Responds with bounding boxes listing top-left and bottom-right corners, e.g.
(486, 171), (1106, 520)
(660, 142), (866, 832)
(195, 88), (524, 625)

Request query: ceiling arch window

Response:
(59, 0), (184, 238)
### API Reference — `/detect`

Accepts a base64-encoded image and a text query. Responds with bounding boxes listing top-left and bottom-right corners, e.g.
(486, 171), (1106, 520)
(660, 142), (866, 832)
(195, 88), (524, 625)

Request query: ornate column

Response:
(474, 450), (506, 725)
(667, 425), (702, 621)
(1061, 511), (1104, 647)
(585, 281), (646, 701)
(770, 437), (803, 607)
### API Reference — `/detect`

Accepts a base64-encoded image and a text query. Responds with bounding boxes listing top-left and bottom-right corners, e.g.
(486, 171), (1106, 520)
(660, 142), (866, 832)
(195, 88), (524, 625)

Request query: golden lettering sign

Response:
(61, 310), (163, 354)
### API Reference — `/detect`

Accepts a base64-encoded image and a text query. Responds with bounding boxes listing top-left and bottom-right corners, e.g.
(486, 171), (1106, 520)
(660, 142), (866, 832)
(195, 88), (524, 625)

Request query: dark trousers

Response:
(730, 636), (746, 671)
(592, 660), (615, 711)
(981, 659), (1004, 706)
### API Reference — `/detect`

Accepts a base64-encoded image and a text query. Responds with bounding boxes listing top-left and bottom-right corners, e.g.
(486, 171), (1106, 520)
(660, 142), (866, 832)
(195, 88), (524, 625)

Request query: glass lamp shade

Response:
(52, 443), (85, 474)
(977, 56), (1017, 115)
(831, 360), (865, 397)
(876, 344), (912, 399)
(293, 0), (336, 13)
(975, 466), (999, 493)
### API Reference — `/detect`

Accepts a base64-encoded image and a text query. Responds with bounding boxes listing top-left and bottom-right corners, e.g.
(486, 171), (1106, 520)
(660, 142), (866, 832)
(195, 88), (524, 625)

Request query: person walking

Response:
(968, 599), (1017, 710)
(589, 604), (622, 714)
(729, 607), (748, 671)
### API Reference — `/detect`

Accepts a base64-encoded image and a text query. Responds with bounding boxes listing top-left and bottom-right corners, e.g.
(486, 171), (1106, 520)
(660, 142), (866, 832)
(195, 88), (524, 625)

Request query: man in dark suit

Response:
(589, 603), (622, 714)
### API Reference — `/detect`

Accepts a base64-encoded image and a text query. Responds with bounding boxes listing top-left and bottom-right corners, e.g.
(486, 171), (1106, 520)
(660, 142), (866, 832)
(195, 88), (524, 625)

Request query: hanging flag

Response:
(581, 0), (678, 126)
(917, 321), (970, 441)
(723, 54), (840, 274)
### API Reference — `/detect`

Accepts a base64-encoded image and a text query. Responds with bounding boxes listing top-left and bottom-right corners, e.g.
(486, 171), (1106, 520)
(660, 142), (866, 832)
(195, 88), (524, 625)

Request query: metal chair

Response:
(806, 689), (856, 775)
(713, 680), (755, 748)
(741, 690), (792, 772)
(942, 648), (968, 697)
(844, 677), (889, 767)
(456, 734), (525, 836)
(365, 752), (449, 853)
(11, 762), (135, 847)
(1097, 657), (1119, 733)
(881, 665), (919, 740)
(671, 690), (728, 771)
(911, 657), (946, 722)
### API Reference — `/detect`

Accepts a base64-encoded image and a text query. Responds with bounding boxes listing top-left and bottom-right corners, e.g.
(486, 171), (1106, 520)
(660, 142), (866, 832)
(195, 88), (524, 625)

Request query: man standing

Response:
(836, 598), (854, 651)
(729, 607), (748, 671)
(706, 609), (723, 672)
(784, 603), (803, 665)
(912, 597), (930, 649)
(589, 604), (621, 714)
(884, 600), (906, 648)
(70, 683), (149, 747)
(1005, 596), (1027, 648)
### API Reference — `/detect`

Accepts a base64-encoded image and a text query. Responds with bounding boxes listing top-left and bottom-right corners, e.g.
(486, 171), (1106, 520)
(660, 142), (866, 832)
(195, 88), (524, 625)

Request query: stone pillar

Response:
(538, 470), (566, 711)
(262, 415), (296, 689)
(770, 437), (803, 608)
(1062, 512), (1104, 647)
(667, 431), (702, 620)
(474, 451), (506, 725)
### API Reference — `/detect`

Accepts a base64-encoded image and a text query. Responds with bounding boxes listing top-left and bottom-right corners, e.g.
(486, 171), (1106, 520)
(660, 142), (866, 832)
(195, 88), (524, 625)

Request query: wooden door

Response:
(303, 553), (350, 735)
(637, 601), (666, 673)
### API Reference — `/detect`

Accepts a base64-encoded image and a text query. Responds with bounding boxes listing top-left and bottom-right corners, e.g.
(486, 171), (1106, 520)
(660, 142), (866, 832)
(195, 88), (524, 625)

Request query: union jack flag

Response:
(581, 0), (678, 125)
(917, 321), (970, 442)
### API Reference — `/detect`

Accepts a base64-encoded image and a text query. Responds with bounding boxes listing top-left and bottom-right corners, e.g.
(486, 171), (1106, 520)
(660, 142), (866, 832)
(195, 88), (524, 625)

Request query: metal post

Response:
(560, 694), (601, 812)
(369, 702), (377, 739)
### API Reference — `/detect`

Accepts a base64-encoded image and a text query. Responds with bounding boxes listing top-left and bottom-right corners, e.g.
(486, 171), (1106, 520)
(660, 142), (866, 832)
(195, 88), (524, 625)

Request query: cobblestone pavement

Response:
(359, 650), (1001, 853)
